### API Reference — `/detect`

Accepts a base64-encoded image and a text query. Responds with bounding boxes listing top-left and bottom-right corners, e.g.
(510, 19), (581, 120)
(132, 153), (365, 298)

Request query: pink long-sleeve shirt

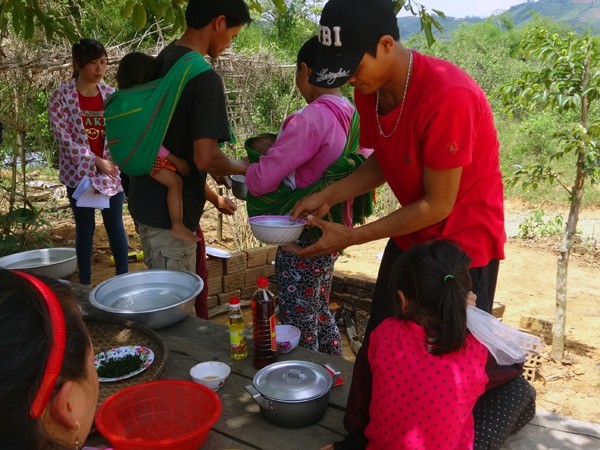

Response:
(246, 95), (359, 197)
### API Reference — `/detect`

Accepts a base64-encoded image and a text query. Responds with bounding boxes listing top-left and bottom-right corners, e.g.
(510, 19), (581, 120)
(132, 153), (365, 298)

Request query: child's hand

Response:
(170, 155), (191, 176)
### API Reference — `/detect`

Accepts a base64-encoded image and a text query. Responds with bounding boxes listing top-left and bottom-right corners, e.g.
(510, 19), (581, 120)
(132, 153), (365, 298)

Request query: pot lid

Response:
(252, 360), (333, 402)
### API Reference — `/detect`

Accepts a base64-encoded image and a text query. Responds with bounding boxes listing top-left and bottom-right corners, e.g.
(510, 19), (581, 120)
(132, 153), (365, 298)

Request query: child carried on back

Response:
(116, 52), (199, 243)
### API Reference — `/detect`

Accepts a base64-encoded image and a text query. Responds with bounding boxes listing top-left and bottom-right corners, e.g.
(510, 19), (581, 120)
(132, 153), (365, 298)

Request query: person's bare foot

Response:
(171, 223), (201, 242)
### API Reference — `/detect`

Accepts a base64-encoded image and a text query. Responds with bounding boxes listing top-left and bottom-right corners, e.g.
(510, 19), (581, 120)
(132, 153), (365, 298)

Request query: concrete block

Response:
(224, 252), (246, 274)
(218, 289), (241, 306)
(206, 257), (223, 277)
(206, 276), (223, 296)
(241, 286), (256, 299)
(207, 295), (218, 309)
(223, 271), (245, 292)
(244, 265), (271, 287)
(245, 247), (268, 268)
(266, 246), (278, 264)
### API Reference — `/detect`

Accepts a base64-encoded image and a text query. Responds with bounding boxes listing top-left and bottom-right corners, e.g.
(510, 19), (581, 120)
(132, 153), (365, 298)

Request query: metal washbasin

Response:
(0, 248), (77, 279)
(89, 269), (203, 329)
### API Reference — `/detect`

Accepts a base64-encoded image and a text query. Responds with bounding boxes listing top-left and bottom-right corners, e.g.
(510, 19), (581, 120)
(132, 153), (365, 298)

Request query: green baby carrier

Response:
(246, 110), (373, 227)
(104, 52), (211, 176)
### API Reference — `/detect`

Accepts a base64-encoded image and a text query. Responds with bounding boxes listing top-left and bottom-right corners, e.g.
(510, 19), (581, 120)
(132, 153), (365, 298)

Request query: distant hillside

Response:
(398, 0), (600, 41)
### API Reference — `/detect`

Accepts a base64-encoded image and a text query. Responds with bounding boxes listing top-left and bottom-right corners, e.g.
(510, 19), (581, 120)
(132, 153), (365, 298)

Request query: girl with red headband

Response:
(0, 269), (98, 449)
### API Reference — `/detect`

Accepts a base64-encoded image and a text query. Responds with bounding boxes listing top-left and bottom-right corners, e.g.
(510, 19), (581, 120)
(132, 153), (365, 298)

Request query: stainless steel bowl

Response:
(0, 248), (77, 279)
(89, 269), (203, 329)
(229, 174), (247, 200)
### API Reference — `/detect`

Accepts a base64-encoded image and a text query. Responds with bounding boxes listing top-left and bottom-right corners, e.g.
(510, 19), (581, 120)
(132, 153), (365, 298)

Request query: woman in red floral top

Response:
(48, 38), (128, 286)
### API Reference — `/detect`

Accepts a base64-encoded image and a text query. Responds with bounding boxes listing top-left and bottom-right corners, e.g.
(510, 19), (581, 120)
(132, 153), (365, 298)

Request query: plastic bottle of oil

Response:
(251, 277), (277, 369)
(228, 297), (247, 360)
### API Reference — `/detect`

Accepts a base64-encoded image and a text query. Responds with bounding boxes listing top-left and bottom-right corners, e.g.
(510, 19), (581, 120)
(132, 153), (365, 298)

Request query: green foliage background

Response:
(0, 0), (599, 254)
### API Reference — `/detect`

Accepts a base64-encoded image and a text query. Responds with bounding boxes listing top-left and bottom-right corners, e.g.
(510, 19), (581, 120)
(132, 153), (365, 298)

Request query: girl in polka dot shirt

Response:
(48, 38), (129, 286)
(334, 240), (489, 450)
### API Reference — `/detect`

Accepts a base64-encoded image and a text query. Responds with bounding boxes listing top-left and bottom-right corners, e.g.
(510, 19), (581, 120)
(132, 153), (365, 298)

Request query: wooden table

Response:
(86, 316), (355, 449)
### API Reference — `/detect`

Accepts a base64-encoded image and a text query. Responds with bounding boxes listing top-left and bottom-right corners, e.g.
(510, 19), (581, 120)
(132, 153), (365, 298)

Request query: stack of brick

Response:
(330, 274), (376, 312)
(206, 246), (277, 316)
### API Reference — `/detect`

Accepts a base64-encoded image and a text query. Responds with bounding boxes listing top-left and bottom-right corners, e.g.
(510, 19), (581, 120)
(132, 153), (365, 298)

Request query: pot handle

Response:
(323, 364), (342, 386)
(245, 384), (274, 410)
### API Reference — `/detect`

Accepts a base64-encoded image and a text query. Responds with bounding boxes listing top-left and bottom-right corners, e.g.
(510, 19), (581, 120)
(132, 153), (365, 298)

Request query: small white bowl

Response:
(276, 324), (301, 353)
(190, 361), (231, 391)
(248, 215), (306, 245)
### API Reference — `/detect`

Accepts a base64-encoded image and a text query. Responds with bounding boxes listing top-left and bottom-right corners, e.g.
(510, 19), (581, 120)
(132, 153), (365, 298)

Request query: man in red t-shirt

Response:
(292, 0), (505, 319)
(291, 2), (536, 450)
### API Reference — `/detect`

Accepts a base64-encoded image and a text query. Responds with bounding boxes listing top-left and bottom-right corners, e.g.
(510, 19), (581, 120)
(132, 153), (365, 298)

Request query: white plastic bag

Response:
(467, 305), (543, 365)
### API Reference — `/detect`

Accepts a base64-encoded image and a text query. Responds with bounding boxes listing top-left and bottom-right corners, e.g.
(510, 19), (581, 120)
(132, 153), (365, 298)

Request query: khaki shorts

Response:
(137, 223), (197, 272)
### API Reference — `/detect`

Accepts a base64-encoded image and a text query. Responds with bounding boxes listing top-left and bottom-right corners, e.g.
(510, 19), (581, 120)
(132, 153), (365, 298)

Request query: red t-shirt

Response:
(77, 91), (105, 158)
(355, 51), (505, 267)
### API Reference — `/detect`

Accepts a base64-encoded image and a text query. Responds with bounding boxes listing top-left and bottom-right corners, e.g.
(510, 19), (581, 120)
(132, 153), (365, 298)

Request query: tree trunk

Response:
(551, 49), (591, 362)
(551, 153), (586, 361)
(18, 131), (27, 203)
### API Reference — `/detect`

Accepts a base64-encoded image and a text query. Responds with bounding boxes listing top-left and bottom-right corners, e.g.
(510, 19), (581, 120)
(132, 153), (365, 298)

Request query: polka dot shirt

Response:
(48, 78), (122, 196)
(365, 318), (488, 450)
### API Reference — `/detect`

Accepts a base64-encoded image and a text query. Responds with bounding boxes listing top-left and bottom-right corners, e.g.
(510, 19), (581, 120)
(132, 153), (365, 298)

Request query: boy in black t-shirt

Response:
(127, 0), (251, 273)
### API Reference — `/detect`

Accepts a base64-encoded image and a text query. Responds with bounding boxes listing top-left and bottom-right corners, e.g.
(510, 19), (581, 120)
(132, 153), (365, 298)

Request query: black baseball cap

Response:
(309, 0), (399, 88)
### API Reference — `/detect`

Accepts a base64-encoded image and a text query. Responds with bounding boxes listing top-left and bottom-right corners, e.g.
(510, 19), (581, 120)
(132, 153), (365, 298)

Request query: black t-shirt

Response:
(128, 44), (231, 231)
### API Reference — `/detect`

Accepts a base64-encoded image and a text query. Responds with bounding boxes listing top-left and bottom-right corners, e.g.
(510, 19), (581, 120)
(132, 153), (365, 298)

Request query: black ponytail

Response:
(389, 240), (472, 355)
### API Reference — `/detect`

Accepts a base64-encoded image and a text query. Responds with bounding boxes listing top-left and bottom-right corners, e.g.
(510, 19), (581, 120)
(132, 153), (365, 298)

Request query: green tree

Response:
(0, 1), (79, 48)
(499, 27), (600, 361)
(1, 1), (445, 46)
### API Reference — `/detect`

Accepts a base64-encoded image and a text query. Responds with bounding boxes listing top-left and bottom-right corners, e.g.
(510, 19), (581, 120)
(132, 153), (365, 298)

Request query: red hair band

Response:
(13, 271), (67, 419)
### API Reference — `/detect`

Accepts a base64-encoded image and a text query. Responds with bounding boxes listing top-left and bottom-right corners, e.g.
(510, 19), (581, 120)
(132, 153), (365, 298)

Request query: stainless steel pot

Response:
(229, 174), (247, 200)
(245, 361), (340, 428)
(89, 269), (203, 329)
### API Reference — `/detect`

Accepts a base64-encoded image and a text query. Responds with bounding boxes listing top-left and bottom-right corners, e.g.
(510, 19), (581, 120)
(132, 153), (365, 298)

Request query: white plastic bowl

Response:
(276, 324), (301, 353)
(0, 248), (77, 279)
(248, 215), (306, 245)
(190, 361), (231, 391)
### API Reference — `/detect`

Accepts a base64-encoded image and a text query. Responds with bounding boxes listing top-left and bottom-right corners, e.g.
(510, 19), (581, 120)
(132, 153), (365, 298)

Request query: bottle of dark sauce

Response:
(251, 277), (278, 369)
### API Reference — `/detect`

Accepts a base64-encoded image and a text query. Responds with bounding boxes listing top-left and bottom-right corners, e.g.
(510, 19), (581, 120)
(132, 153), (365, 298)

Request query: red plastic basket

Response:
(95, 380), (222, 450)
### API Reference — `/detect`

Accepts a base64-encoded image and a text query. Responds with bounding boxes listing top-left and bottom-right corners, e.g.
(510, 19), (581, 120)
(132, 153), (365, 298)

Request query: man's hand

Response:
(290, 191), (331, 221)
(214, 195), (236, 215)
(95, 157), (118, 179)
(289, 216), (355, 258)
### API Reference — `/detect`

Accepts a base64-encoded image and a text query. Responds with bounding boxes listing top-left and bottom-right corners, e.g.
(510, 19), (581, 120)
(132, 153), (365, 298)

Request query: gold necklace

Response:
(375, 50), (413, 139)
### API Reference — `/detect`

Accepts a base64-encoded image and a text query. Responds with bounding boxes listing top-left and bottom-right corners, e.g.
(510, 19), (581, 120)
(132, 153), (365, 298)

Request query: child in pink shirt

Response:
(116, 52), (198, 243)
(336, 240), (489, 449)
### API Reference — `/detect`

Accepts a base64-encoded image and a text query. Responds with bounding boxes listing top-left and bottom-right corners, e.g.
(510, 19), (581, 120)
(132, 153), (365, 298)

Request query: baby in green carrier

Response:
(116, 52), (199, 243)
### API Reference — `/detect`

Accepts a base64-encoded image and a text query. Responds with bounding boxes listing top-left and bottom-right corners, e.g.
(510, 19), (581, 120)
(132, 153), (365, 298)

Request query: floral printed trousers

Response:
(275, 231), (343, 356)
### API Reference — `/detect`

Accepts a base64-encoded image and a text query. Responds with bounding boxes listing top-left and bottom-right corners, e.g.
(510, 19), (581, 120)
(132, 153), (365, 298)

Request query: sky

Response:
(397, 0), (533, 18)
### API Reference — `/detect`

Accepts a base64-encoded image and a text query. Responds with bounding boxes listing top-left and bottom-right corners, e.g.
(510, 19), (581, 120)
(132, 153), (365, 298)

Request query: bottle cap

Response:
(229, 296), (241, 306)
(257, 277), (268, 288)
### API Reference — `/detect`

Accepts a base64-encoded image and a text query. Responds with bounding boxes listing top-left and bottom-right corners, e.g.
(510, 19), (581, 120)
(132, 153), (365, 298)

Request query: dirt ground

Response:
(54, 198), (600, 425)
